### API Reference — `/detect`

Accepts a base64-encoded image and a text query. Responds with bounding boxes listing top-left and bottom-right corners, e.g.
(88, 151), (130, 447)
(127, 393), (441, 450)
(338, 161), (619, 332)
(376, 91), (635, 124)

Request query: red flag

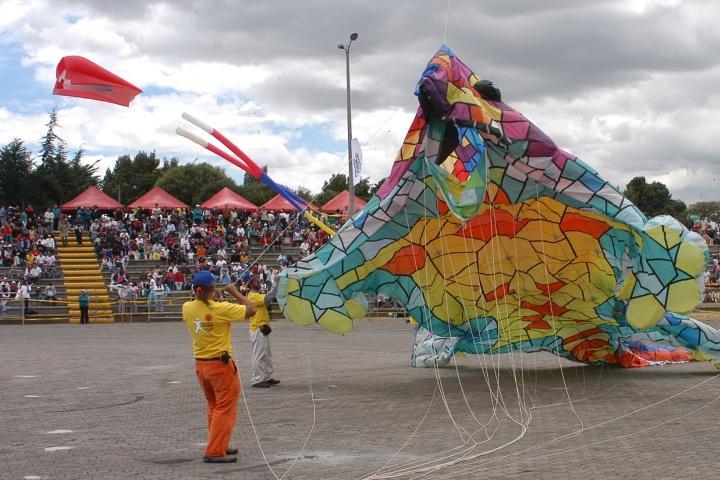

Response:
(53, 56), (142, 107)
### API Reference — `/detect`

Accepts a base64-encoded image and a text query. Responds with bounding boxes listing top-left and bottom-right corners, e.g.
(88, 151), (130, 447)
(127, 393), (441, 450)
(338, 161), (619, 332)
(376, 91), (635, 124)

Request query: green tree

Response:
(156, 162), (240, 206)
(67, 148), (100, 199)
(0, 139), (34, 207)
(32, 110), (98, 207)
(315, 173), (348, 206)
(101, 151), (162, 203)
(33, 109), (66, 206)
(624, 176), (687, 219)
(39, 107), (59, 165)
(354, 177), (371, 201)
(687, 201), (720, 223)
(296, 186), (313, 202)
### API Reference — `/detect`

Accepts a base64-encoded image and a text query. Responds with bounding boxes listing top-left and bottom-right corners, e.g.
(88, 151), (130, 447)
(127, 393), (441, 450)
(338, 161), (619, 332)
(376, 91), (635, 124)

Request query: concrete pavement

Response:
(1, 319), (719, 479)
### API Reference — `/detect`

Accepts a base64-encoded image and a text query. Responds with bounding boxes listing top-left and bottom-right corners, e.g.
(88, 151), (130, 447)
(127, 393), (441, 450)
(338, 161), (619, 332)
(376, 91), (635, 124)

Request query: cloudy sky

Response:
(0, 0), (718, 203)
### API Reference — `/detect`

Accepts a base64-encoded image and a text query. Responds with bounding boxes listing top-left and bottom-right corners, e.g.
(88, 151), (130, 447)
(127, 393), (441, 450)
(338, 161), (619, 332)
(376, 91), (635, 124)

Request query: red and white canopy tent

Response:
(200, 187), (257, 210)
(61, 186), (124, 211)
(260, 193), (317, 212)
(321, 190), (367, 214)
(127, 187), (189, 210)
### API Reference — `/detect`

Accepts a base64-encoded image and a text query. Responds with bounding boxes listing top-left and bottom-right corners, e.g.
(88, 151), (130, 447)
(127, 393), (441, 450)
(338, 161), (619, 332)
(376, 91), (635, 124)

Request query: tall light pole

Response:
(338, 32), (358, 215)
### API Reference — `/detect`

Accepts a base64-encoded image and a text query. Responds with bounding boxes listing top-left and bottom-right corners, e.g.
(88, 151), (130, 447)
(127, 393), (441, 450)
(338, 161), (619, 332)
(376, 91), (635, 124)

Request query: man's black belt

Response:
(196, 351), (231, 364)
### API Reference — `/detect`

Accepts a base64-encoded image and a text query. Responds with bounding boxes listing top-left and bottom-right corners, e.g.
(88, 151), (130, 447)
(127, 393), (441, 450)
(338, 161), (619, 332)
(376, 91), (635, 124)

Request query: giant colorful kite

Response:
(278, 45), (720, 368)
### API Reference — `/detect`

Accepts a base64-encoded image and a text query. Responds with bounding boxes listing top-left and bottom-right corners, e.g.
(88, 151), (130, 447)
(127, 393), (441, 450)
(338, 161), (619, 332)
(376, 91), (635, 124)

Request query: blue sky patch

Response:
(284, 123), (344, 153)
(0, 42), (54, 113)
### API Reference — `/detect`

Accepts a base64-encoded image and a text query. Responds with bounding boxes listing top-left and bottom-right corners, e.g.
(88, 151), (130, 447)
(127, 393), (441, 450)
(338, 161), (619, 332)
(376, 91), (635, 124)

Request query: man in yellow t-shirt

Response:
(247, 275), (279, 388)
(182, 270), (256, 464)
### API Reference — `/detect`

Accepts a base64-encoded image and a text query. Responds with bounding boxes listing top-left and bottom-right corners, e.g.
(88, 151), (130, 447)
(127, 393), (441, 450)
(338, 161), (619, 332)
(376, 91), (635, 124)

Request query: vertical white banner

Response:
(351, 138), (363, 184)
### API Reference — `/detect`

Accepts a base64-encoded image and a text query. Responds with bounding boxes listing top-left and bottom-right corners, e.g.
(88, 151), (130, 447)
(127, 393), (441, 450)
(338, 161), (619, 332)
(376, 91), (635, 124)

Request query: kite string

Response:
(229, 129), (396, 477)
(425, 373), (720, 479)
(364, 151), (531, 479)
(362, 162), (474, 480)
(532, 193), (585, 431)
(442, 0), (453, 43)
(238, 104), (411, 478)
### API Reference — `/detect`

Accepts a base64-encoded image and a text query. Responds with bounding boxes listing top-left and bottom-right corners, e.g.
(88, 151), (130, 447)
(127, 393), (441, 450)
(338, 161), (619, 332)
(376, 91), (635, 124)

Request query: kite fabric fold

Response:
(277, 45), (720, 369)
(53, 56), (142, 107)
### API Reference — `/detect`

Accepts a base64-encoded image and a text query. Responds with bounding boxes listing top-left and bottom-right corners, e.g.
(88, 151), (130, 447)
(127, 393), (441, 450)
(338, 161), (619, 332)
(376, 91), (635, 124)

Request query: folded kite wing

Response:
(53, 56), (142, 107)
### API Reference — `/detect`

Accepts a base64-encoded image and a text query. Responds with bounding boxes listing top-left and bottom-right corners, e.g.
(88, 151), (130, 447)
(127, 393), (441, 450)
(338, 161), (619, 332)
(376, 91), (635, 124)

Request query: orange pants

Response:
(195, 359), (241, 457)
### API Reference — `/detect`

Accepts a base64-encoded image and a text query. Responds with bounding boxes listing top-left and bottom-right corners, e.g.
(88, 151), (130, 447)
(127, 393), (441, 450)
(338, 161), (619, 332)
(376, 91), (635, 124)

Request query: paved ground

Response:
(1, 319), (719, 480)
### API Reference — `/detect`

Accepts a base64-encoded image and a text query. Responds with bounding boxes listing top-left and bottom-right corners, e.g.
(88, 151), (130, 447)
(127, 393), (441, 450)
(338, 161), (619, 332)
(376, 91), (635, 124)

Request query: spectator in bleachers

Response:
(74, 223), (84, 246)
(18, 280), (31, 314)
(41, 283), (57, 304)
(0, 277), (10, 314)
(127, 282), (138, 312)
(59, 217), (70, 246)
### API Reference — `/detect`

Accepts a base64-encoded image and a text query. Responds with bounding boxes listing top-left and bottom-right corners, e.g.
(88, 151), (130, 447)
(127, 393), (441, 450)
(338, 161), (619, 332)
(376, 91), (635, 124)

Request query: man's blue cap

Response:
(192, 270), (219, 288)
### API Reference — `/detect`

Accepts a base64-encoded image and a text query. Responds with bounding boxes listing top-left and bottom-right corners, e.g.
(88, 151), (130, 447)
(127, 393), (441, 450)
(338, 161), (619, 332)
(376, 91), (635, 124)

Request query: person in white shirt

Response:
(127, 283), (138, 313)
(18, 281), (31, 313)
(0, 278), (10, 313)
(42, 284), (57, 304)
(117, 283), (128, 314)
(155, 283), (165, 312)
(300, 241), (310, 256)
(28, 265), (42, 282)
(43, 209), (54, 229)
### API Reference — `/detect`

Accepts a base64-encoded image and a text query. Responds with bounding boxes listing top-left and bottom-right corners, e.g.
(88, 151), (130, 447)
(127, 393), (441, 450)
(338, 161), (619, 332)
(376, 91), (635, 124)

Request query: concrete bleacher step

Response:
(64, 281), (106, 288)
(62, 268), (103, 274)
(57, 254), (97, 259)
(63, 277), (105, 283)
(56, 236), (113, 324)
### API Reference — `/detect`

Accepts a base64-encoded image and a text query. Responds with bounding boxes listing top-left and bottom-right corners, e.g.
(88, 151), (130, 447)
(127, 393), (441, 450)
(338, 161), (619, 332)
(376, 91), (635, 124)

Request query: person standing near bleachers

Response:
(117, 283), (127, 314)
(52, 205), (61, 231)
(74, 222), (83, 246)
(59, 217), (70, 246)
(17, 280), (31, 314)
(78, 289), (90, 324)
(127, 282), (138, 313)
(0, 278), (10, 314)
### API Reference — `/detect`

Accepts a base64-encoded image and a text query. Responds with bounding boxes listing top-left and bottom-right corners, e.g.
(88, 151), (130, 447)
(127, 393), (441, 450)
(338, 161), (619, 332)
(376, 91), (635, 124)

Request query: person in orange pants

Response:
(183, 271), (256, 463)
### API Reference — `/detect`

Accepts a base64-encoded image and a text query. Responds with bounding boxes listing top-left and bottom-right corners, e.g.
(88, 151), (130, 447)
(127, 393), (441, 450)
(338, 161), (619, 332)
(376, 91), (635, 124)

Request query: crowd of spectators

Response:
(0, 202), (341, 314)
(0, 204), (65, 313)
(4, 203), (720, 311)
(84, 203), (338, 310)
(690, 218), (720, 302)
(690, 218), (720, 246)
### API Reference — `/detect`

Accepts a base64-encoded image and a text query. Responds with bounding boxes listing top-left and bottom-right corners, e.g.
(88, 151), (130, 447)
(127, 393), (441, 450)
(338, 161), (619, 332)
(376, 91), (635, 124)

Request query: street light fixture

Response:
(338, 32), (358, 215)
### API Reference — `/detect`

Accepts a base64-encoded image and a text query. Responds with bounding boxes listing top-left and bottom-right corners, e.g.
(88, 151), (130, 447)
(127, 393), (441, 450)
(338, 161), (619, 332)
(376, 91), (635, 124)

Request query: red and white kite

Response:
(53, 56), (142, 107)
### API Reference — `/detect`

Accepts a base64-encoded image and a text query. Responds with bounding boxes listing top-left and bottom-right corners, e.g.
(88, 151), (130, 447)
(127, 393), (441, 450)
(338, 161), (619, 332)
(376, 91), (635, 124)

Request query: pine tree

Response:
(0, 139), (34, 207)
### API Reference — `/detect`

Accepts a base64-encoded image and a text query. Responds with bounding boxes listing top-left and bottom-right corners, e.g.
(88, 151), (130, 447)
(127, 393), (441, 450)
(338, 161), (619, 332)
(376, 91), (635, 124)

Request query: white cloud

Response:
(0, 0), (719, 205)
